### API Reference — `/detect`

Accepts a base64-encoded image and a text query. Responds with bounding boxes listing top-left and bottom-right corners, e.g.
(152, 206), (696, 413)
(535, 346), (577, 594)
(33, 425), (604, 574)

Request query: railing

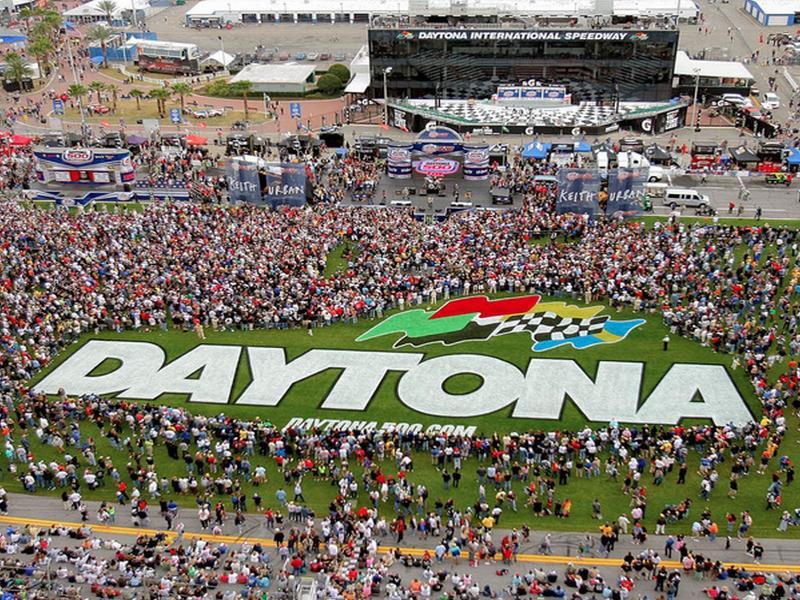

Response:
(370, 15), (678, 31)
(115, 65), (229, 86)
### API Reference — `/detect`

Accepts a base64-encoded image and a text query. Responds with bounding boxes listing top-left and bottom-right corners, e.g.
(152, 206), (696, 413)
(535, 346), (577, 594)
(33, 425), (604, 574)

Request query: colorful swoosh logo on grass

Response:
(356, 294), (645, 352)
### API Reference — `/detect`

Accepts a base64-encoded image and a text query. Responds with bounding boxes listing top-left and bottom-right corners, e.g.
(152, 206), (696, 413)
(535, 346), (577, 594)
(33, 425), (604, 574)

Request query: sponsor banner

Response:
(607, 168), (646, 217)
(556, 169), (601, 215)
(387, 143), (413, 179)
(462, 144), (490, 180)
(497, 87), (521, 100)
(226, 157), (262, 205)
(263, 163), (307, 208)
(283, 417), (476, 436)
(401, 30), (653, 42)
(413, 157), (460, 177)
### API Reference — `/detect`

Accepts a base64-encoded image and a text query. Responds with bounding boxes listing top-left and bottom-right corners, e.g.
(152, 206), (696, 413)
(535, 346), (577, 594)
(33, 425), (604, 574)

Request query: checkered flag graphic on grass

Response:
(491, 312), (609, 342)
(357, 295), (645, 352)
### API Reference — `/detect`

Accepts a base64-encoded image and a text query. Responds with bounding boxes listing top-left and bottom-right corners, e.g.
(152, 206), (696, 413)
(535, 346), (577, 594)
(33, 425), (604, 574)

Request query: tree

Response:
(230, 80), (252, 121)
(317, 73), (343, 95)
(106, 83), (120, 112)
(149, 88), (171, 118)
(88, 25), (114, 68)
(67, 83), (88, 108)
(88, 81), (106, 104)
(3, 53), (33, 92)
(171, 82), (193, 112)
(207, 80), (231, 97)
(328, 63), (350, 85)
(29, 35), (54, 78)
(18, 7), (34, 32)
(97, 0), (118, 26)
(129, 88), (144, 110)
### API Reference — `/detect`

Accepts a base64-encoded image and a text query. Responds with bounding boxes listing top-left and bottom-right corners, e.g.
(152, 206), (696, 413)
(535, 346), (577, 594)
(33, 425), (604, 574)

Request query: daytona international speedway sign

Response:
(34, 295), (753, 427)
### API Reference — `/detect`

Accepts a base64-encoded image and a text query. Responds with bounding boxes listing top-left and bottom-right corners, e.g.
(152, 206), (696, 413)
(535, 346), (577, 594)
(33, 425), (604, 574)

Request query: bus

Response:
(136, 40), (201, 75)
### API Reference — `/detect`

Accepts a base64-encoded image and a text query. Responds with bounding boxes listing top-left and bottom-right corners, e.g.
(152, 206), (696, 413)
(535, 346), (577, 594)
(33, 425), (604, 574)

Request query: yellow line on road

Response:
(0, 515), (797, 573)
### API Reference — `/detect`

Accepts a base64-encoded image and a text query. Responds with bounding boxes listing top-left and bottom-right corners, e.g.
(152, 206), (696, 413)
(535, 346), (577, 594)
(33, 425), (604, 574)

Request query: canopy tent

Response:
(574, 141), (592, 153)
(0, 28), (27, 44)
(9, 134), (33, 146)
(521, 141), (551, 160)
(126, 134), (147, 146)
(185, 134), (208, 146)
(335, 147), (348, 156)
(730, 145), (760, 164)
(644, 144), (672, 164)
(786, 147), (800, 165)
(89, 55), (105, 65)
(344, 73), (371, 95)
(200, 50), (235, 69)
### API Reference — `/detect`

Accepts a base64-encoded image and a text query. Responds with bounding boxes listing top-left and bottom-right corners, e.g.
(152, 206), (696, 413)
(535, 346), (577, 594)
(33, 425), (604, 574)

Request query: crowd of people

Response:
(1, 117), (800, 597)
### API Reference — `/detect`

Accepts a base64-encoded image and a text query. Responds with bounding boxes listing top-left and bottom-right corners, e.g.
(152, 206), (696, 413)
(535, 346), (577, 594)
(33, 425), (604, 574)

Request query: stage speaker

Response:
(406, 187), (416, 196)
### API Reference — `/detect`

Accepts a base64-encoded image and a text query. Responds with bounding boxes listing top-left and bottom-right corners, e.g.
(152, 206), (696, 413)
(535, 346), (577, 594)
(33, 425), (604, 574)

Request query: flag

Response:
(357, 294), (645, 352)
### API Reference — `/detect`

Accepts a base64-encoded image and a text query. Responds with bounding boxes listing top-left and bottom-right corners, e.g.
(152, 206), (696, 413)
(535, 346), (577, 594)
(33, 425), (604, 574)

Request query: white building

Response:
(64, 0), (152, 24)
(185, 0), (698, 25)
(743, 0), (800, 26)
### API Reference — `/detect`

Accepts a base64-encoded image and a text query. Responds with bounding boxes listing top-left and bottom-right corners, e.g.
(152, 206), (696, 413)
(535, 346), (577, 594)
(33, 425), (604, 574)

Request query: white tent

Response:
(201, 50), (235, 69)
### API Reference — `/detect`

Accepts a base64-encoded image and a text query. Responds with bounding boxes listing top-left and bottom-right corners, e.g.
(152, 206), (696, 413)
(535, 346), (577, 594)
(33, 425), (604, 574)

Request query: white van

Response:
(663, 187), (711, 208)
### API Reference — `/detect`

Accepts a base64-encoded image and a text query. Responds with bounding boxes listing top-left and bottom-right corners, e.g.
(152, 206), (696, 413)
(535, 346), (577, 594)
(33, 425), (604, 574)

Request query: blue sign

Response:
(556, 169), (600, 216)
(169, 108), (182, 124)
(263, 163), (307, 208)
(226, 158), (262, 205)
(607, 168), (646, 217)
(52, 98), (65, 116)
(289, 102), (302, 118)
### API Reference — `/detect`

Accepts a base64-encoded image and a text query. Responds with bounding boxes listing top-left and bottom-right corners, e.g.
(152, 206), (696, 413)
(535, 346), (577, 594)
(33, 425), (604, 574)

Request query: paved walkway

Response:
(5, 492), (800, 573)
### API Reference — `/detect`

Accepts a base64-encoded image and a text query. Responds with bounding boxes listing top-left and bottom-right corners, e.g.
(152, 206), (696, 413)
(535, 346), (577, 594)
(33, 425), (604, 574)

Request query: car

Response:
(765, 172), (792, 186)
(719, 93), (752, 107)
(294, 52), (307, 60)
(278, 52), (289, 61)
(761, 92), (780, 110)
(88, 104), (111, 114)
(319, 52), (331, 61)
(190, 108), (224, 118)
(647, 166), (665, 182)
(306, 52), (319, 61)
(333, 52), (346, 61)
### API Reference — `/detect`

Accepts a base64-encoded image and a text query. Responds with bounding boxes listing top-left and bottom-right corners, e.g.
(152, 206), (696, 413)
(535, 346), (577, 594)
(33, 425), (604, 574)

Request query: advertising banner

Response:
(497, 87), (521, 100)
(263, 163), (307, 208)
(462, 144), (490, 180)
(607, 168), (646, 217)
(387, 143), (413, 179)
(226, 157), (263, 205)
(556, 169), (600, 215)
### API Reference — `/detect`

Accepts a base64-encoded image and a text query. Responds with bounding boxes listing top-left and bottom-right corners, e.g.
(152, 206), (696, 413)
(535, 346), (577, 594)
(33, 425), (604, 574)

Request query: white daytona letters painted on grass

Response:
(34, 341), (754, 425)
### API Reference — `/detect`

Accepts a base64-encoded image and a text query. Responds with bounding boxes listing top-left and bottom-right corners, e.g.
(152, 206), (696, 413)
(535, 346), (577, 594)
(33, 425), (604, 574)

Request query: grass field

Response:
(21, 292), (797, 539)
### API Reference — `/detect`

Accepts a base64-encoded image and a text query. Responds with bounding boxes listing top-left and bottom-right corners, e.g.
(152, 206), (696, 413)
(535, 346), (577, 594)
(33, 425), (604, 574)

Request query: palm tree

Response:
(88, 81), (106, 105)
(149, 88), (171, 118)
(4, 53), (33, 92)
(106, 84), (120, 112)
(129, 88), (145, 110)
(67, 83), (88, 108)
(171, 82), (193, 112)
(18, 7), (34, 32)
(231, 80), (252, 121)
(88, 25), (114, 68)
(97, 0), (118, 26)
(29, 35), (54, 78)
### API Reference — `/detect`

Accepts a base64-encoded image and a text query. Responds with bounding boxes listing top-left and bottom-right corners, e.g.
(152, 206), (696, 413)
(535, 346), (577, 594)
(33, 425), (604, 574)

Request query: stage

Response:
(341, 172), (521, 219)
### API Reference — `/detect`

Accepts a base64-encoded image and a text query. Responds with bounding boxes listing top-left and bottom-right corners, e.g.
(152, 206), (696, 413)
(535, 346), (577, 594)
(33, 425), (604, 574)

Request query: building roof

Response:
(749, 0), (800, 14)
(230, 63), (316, 84)
(187, 0), (692, 16)
(344, 72), (371, 93)
(64, 0), (149, 17)
(674, 50), (754, 80)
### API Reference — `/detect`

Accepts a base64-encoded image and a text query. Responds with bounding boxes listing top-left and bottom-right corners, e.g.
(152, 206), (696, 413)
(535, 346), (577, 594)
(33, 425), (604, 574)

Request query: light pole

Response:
(691, 67), (701, 132)
(218, 35), (225, 57)
(382, 66), (393, 125)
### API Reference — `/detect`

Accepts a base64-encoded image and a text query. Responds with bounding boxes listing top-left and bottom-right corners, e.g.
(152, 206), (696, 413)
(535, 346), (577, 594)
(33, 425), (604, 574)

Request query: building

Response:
(743, 0), (800, 26)
(673, 50), (754, 97)
(63, 0), (151, 24)
(184, 0), (697, 26)
(369, 25), (679, 103)
(230, 63), (316, 93)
